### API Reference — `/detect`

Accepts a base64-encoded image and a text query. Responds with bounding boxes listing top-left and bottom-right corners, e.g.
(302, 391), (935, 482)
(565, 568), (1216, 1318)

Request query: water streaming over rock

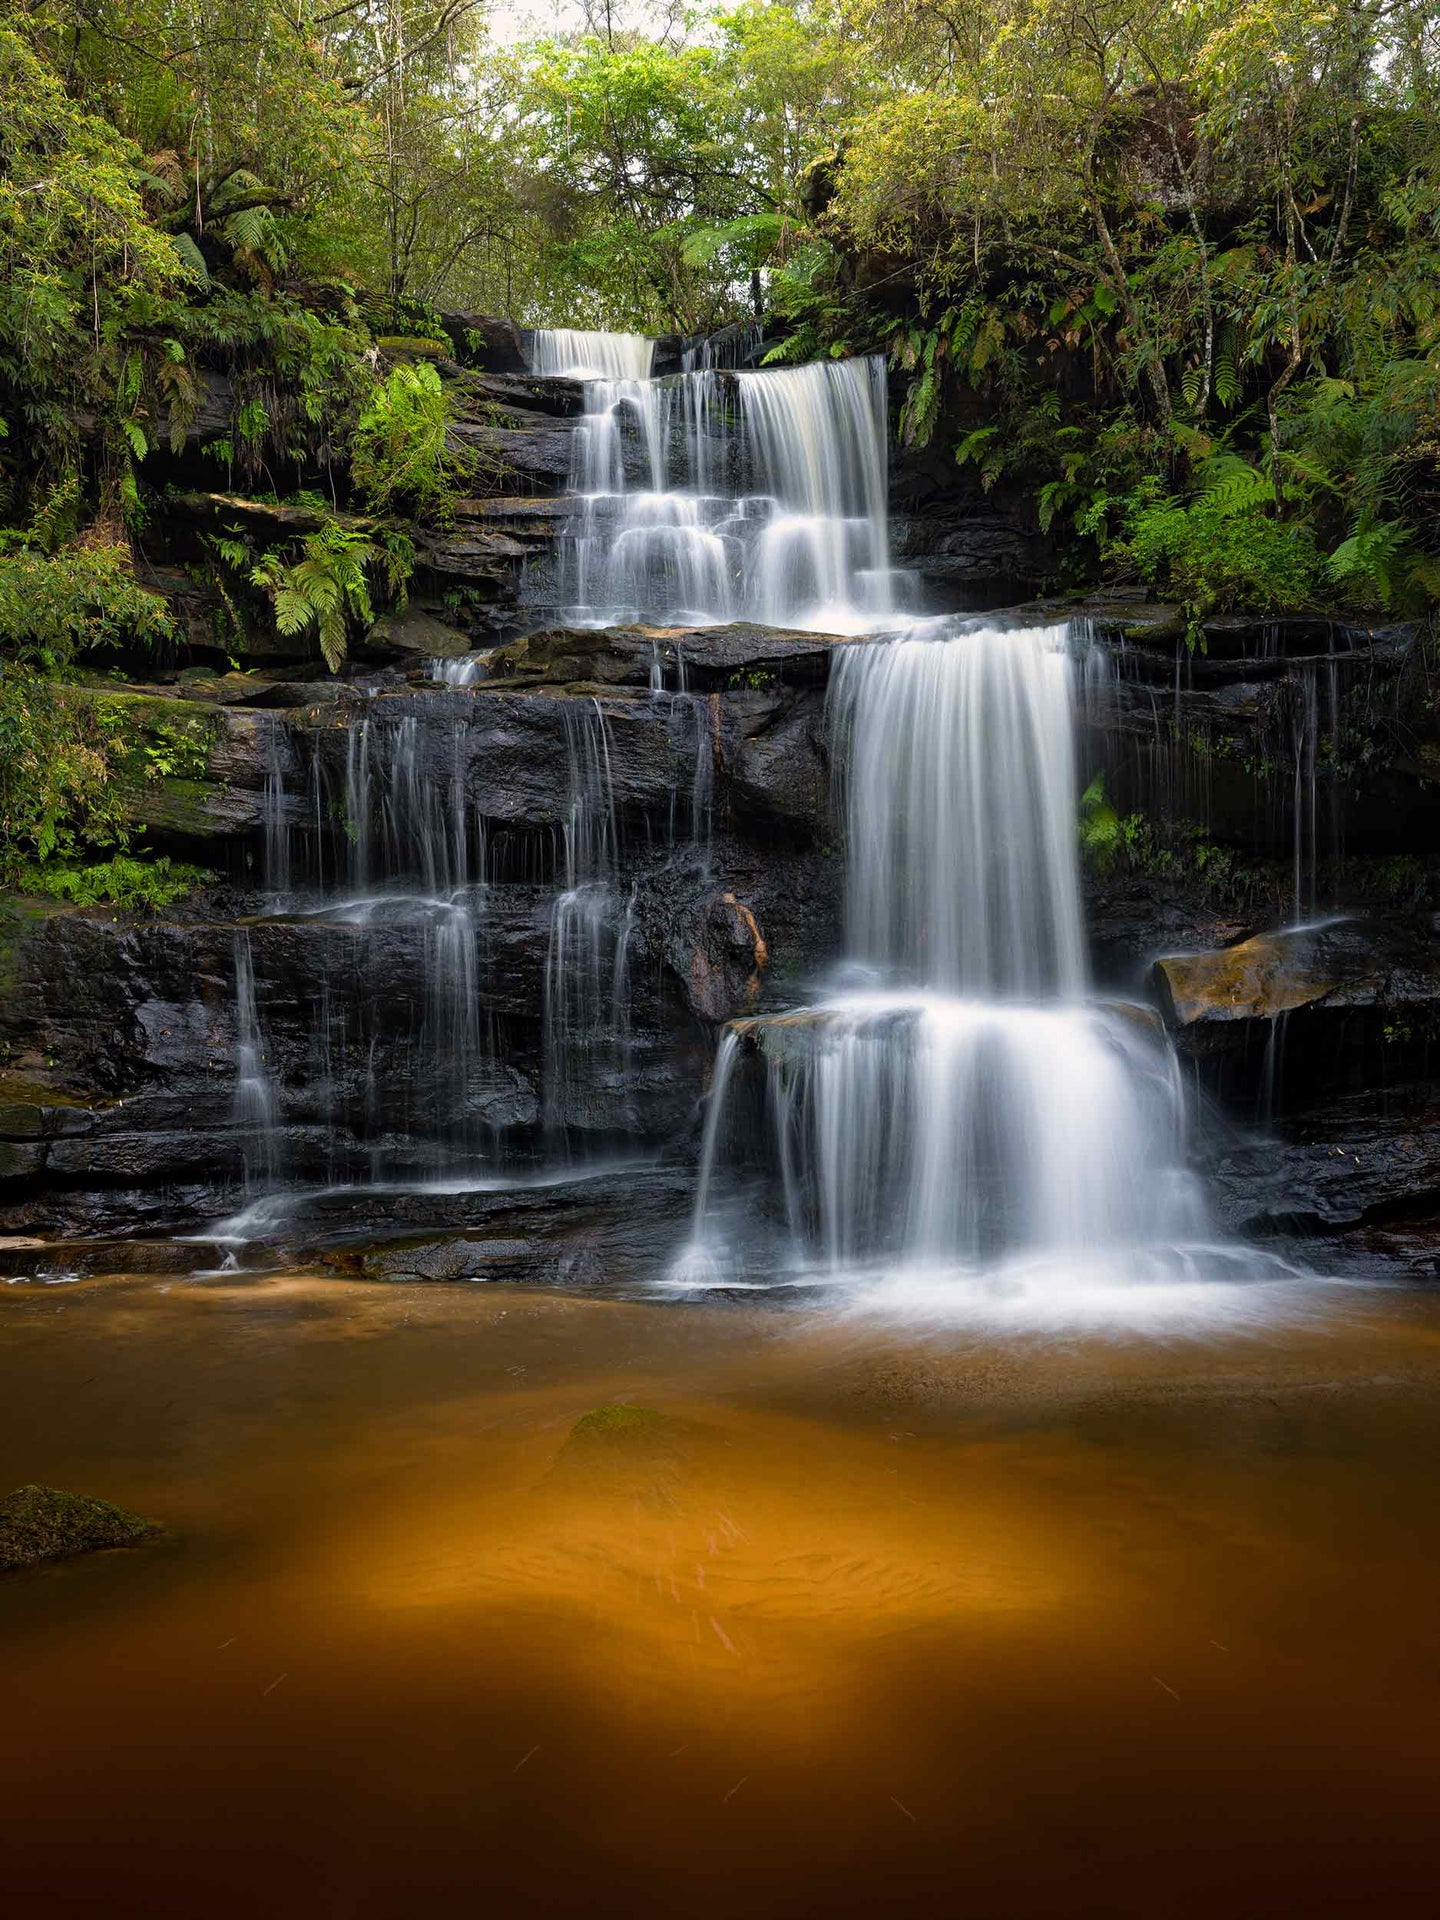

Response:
(542, 698), (637, 1141)
(232, 930), (282, 1189)
(831, 622), (1085, 997)
(675, 620), (1220, 1295)
(527, 328), (910, 631)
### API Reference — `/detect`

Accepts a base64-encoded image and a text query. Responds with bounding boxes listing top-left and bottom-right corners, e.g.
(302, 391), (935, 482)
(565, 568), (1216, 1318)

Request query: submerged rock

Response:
(549, 1405), (692, 1501)
(0, 1484), (154, 1574)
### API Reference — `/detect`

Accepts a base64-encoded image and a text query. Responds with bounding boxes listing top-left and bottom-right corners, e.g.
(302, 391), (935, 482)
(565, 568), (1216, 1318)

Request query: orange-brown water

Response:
(2, 1272), (1440, 1916)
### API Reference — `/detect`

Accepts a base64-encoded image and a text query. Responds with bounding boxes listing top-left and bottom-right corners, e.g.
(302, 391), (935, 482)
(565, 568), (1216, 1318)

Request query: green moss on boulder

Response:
(550, 1404), (693, 1504)
(567, 1403), (673, 1446)
(0, 1483), (154, 1573)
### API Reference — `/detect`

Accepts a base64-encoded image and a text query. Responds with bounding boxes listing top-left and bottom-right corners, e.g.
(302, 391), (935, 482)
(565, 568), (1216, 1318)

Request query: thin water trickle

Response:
(542, 698), (636, 1143)
(232, 931), (282, 1189)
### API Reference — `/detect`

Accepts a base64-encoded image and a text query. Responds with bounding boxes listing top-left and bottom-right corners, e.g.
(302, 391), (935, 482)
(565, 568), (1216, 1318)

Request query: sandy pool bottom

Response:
(1, 1270), (1439, 1916)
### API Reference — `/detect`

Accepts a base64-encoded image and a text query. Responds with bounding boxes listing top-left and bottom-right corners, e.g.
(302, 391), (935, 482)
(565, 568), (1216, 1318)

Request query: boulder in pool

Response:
(0, 1484), (154, 1574)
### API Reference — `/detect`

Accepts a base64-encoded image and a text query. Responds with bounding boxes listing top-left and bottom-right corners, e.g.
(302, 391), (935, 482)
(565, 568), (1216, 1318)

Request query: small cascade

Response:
(543, 699), (636, 1139)
(527, 329), (913, 631)
(737, 357), (894, 629)
(430, 653), (492, 688)
(718, 995), (1203, 1275)
(528, 329), (654, 381)
(683, 320), (763, 372)
(1289, 657), (1342, 924)
(675, 621), (1230, 1299)
(232, 931), (282, 1189)
(262, 724), (291, 898)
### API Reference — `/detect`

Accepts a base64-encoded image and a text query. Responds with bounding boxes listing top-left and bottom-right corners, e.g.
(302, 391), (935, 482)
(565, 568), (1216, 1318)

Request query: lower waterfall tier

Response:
(1, 612), (1438, 1292)
(673, 994), (1221, 1292)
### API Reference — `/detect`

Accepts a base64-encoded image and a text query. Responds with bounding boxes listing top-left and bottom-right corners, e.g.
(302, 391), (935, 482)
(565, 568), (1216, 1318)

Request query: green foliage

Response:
(1109, 480), (1325, 623)
(0, 545), (175, 670)
(374, 337), (452, 359)
(820, 0), (1440, 612)
(1328, 515), (1440, 613)
(1078, 775), (1277, 911)
(12, 854), (210, 910)
(0, 667), (129, 870)
(236, 519), (410, 672)
(351, 362), (466, 522)
(1077, 773), (1124, 873)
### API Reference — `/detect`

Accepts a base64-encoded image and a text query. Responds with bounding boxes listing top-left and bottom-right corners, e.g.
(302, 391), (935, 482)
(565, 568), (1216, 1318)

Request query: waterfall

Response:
(830, 625), (1085, 997)
(232, 931), (282, 1189)
(737, 356), (893, 628)
(542, 699), (635, 1140)
(742, 996), (1202, 1274)
(675, 619), (1228, 1299)
(527, 333), (910, 631)
(528, 330), (655, 380)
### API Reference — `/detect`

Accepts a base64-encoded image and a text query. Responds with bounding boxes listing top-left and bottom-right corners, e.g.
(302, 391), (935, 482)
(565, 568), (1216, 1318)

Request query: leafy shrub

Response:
(374, 336), (452, 359)
(0, 666), (128, 870)
(0, 544), (175, 669)
(1108, 470), (1324, 622)
(12, 854), (210, 909)
(351, 362), (467, 522)
(219, 518), (410, 672)
(1327, 513), (1440, 613)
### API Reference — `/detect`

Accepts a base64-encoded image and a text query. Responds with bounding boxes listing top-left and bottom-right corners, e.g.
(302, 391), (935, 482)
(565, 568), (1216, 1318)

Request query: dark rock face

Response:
(447, 418), (580, 489)
(0, 642), (843, 1242)
(486, 620), (846, 693)
(439, 312), (531, 373)
(892, 512), (1051, 601)
(1210, 1088), (1440, 1243)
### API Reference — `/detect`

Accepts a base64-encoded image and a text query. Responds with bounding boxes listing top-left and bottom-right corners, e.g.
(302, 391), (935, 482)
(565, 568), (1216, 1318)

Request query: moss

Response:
(92, 691), (219, 777)
(375, 335), (452, 360)
(0, 1483), (154, 1574)
(567, 1403), (672, 1444)
(551, 1404), (691, 1499)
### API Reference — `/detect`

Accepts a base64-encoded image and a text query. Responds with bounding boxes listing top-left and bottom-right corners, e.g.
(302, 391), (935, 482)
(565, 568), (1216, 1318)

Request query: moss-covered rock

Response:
(551, 1404), (692, 1500)
(0, 1483), (154, 1573)
(566, 1403), (675, 1447)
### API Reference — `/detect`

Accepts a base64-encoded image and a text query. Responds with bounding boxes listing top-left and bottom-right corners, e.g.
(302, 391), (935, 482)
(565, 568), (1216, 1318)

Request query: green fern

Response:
(247, 522), (388, 673)
(1194, 451), (1270, 517)
(1327, 515), (1412, 611)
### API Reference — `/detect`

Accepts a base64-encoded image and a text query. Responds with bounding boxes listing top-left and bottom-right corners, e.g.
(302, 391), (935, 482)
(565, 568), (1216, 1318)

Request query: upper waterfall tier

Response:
(525, 328), (911, 632)
(527, 328), (656, 380)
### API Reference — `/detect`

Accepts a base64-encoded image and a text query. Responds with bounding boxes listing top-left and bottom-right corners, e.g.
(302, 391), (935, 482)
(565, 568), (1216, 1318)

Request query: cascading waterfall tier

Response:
(527, 328), (911, 633)
(831, 622), (1086, 997)
(676, 619), (1227, 1297)
(227, 655), (718, 1217)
